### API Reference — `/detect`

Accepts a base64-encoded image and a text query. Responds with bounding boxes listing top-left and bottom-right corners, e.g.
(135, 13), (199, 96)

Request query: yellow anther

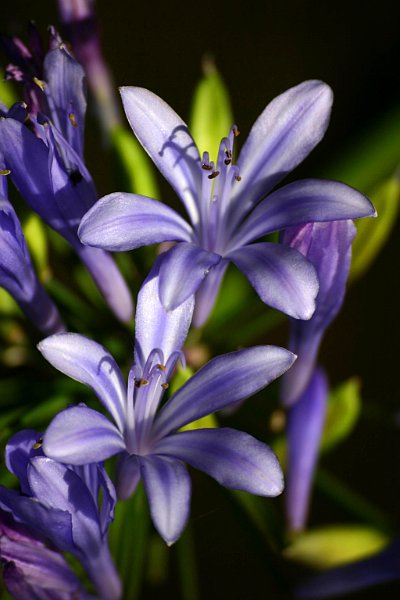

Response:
(156, 363), (166, 372)
(33, 77), (46, 90)
(0, 169), (11, 176)
(32, 440), (43, 450)
(161, 383), (169, 390)
(233, 126), (240, 137)
(69, 112), (78, 128)
(135, 378), (149, 388)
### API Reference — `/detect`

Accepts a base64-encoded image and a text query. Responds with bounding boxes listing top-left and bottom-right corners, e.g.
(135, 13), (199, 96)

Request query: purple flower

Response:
(285, 368), (328, 532)
(281, 220), (356, 406)
(0, 509), (90, 600)
(0, 170), (64, 334)
(39, 261), (295, 545)
(0, 430), (121, 600)
(0, 42), (133, 322)
(78, 81), (375, 326)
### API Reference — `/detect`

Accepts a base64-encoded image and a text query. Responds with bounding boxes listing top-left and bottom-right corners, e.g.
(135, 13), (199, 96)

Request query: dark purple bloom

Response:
(0, 509), (90, 600)
(0, 170), (64, 334)
(296, 539), (400, 598)
(78, 82), (375, 326)
(285, 368), (328, 532)
(0, 42), (133, 322)
(0, 430), (121, 600)
(39, 261), (295, 545)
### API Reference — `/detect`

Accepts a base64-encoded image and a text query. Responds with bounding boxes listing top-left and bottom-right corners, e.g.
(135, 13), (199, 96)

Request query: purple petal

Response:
(43, 47), (86, 156)
(43, 405), (126, 465)
(192, 259), (229, 327)
(38, 333), (127, 432)
(139, 455), (191, 545)
(228, 242), (319, 320)
(115, 454), (141, 500)
(5, 430), (43, 495)
(154, 346), (295, 438)
(155, 428), (284, 496)
(120, 87), (202, 225)
(78, 192), (193, 251)
(158, 242), (222, 310)
(285, 368), (328, 532)
(229, 81), (333, 225)
(134, 255), (194, 368)
(281, 331), (322, 407)
(233, 179), (376, 247)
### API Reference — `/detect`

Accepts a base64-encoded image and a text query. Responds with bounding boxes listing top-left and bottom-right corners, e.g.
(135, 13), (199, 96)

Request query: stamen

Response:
(161, 383), (169, 390)
(232, 125), (240, 137)
(208, 170), (220, 180)
(0, 169), (11, 176)
(33, 76), (46, 90)
(235, 175), (242, 182)
(32, 439), (43, 450)
(69, 112), (78, 128)
(135, 378), (149, 388)
(156, 363), (166, 372)
(202, 163), (213, 171)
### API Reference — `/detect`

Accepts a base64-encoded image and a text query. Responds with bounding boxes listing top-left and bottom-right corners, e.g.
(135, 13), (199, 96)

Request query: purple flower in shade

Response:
(78, 81), (375, 327)
(285, 367), (327, 532)
(0, 430), (121, 600)
(0, 42), (133, 322)
(38, 260), (295, 545)
(0, 169), (65, 335)
(296, 539), (400, 598)
(280, 220), (356, 406)
(0, 509), (91, 600)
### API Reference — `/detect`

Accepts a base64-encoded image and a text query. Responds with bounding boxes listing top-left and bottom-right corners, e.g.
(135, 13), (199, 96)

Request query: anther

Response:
(135, 378), (149, 387)
(208, 170), (220, 180)
(235, 175), (242, 182)
(224, 158), (232, 165)
(33, 77), (46, 90)
(161, 383), (169, 390)
(202, 163), (213, 171)
(0, 169), (11, 176)
(69, 112), (78, 128)
(156, 363), (166, 372)
(32, 439), (43, 450)
(232, 125), (240, 137)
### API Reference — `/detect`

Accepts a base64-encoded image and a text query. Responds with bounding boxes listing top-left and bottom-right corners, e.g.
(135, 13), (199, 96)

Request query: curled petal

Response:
(5, 430), (43, 495)
(228, 242), (319, 320)
(79, 192), (193, 251)
(158, 242), (222, 310)
(38, 333), (127, 432)
(155, 428), (284, 496)
(120, 87), (202, 225)
(154, 345), (295, 438)
(43, 405), (126, 465)
(139, 455), (191, 545)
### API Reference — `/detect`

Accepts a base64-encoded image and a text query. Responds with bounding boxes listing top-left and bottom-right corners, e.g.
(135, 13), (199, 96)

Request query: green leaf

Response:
(190, 59), (234, 163)
(0, 70), (17, 108)
(23, 213), (49, 280)
(321, 377), (361, 452)
(283, 525), (389, 569)
(170, 365), (218, 430)
(350, 174), (400, 281)
(110, 126), (159, 198)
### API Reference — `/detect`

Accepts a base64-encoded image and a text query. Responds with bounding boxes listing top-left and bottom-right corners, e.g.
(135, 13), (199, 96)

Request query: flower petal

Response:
(154, 346), (295, 438)
(78, 192), (193, 251)
(120, 87), (201, 225)
(43, 405), (126, 465)
(134, 255), (194, 368)
(155, 428), (284, 496)
(230, 81), (333, 226)
(115, 454), (141, 500)
(38, 333), (127, 431)
(228, 242), (319, 320)
(192, 259), (229, 327)
(158, 242), (222, 310)
(139, 455), (191, 545)
(233, 179), (376, 247)
(5, 430), (43, 495)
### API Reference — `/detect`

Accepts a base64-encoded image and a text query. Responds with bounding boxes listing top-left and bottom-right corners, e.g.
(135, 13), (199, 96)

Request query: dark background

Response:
(2, 1), (400, 598)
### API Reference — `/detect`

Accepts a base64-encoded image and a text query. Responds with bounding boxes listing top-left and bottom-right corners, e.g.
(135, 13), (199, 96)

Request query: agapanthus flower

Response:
(0, 509), (91, 600)
(0, 429), (121, 600)
(280, 219), (356, 406)
(39, 260), (295, 545)
(0, 39), (132, 322)
(78, 81), (375, 326)
(0, 167), (64, 334)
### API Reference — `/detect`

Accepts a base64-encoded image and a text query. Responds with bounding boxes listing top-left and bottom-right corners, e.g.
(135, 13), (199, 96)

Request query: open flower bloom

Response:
(0, 509), (90, 600)
(79, 81), (375, 326)
(0, 42), (132, 322)
(0, 430), (121, 600)
(0, 171), (64, 334)
(39, 261), (295, 545)
(280, 219), (356, 406)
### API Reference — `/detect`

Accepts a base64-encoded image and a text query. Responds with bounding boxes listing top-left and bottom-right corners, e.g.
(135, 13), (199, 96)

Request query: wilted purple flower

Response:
(296, 538), (400, 598)
(78, 81), (375, 326)
(0, 509), (90, 600)
(0, 41), (133, 322)
(0, 429), (121, 600)
(285, 368), (328, 532)
(39, 260), (295, 545)
(0, 170), (64, 334)
(280, 220), (356, 406)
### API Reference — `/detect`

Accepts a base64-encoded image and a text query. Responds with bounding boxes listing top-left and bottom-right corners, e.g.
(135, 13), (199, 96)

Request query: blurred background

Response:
(1, 1), (400, 598)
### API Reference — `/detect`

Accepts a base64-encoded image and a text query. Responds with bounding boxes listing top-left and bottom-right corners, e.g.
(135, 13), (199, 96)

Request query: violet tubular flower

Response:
(0, 170), (64, 335)
(0, 41), (132, 322)
(79, 81), (375, 326)
(0, 430), (121, 600)
(39, 261), (295, 545)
